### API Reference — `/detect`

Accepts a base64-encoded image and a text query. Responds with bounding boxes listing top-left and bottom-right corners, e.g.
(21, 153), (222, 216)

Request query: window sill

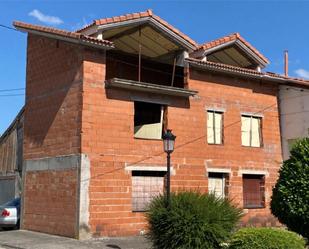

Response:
(207, 143), (224, 146)
(241, 145), (263, 149)
(243, 205), (266, 210)
(134, 136), (162, 141)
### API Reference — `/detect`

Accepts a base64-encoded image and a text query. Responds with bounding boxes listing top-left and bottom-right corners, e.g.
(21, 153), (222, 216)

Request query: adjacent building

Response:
(0, 108), (24, 204)
(279, 84), (309, 160)
(8, 10), (309, 238)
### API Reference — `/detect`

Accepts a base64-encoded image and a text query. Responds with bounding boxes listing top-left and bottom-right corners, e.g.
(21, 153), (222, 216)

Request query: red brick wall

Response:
(182, 69), (282, 227)
(24, 35), (83, 160)
(82, 50), (282, 236)
(23, 34), (282, 237)
(22, 35), (83, 237)
(23, 170), (78, 237)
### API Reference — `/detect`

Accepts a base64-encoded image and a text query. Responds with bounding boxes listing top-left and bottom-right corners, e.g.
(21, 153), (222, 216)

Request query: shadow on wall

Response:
(106, 245), (122, 249)
(105, 88), (191, 110)
(24, 35), (83, 152)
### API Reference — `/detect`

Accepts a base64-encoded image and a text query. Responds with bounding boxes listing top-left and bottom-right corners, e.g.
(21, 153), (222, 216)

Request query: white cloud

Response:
(71, 17), (89, 31)
(295, 68), (309, 79)
(29, 9), (63, 25)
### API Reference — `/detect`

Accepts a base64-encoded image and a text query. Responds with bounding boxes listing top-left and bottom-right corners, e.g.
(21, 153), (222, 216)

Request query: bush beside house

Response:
(227, 227), (306, 249)
(146, 192), (242, 249)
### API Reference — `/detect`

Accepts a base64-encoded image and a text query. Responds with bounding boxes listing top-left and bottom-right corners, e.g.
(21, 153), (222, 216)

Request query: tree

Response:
(271, 137), (309, 239)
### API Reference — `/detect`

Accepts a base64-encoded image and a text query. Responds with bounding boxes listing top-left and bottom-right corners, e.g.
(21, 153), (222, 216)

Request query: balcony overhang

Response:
(105, 78), (198, 97)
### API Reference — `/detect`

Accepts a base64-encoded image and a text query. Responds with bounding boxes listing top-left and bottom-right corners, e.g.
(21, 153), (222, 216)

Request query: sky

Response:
(0, 0), (309, 134)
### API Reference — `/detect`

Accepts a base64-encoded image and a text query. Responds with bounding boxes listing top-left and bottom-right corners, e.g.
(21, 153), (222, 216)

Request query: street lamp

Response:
(162, 129), (176, 208)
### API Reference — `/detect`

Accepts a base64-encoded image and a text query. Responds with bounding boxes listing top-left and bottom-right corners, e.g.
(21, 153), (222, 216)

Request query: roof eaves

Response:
(78, 10), (198, 50)
(186, 58), (309, 87)
(13, 21), (114, 50)
(196, 33), (269, 65)
(0, 107), (24, 143)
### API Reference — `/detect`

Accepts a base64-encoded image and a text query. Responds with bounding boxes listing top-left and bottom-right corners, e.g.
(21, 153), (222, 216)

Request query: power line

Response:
(0, 88), (25, 92)
(0, 24), (18, 32)
(0, 94), (24, 97)
(82, 102), (279, 182)
(81, 88), (309, 182)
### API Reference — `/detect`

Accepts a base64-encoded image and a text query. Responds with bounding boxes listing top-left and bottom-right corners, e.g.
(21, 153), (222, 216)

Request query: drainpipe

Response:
(277, 87), (285, 163)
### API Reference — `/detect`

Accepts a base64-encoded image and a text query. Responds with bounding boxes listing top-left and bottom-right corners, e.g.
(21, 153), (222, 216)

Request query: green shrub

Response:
(146, 191), (242, 249)
(271, 138), (309, 239)
(227, 228), (306, 249)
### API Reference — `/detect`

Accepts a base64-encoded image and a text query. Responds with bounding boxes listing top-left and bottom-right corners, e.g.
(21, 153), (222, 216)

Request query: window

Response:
(134, 102), (164, 139)
(241, 115), (262, 147)
(207, 111), (223, 144)
(131, 171), (165, 212)
(243, 174), (265, 209)
(208, 172), (229, 198)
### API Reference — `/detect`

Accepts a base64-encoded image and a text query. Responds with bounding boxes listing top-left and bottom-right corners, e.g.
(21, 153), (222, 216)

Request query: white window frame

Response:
(207, 110), (223, 145)
(208, 172), (228, 199)
(241, 115), (262, 147)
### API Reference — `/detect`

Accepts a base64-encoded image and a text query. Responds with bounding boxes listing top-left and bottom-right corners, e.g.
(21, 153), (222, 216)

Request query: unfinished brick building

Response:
(13, 10), (309, 239)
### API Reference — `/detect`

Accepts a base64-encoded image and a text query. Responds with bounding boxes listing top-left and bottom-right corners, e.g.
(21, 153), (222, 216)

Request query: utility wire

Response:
(82, 102), (279, 182)
(0, 88), (25, 92)
(0, 24), (18, 32)
(0, 94), (24, 97)
(82, 89), (309, 182)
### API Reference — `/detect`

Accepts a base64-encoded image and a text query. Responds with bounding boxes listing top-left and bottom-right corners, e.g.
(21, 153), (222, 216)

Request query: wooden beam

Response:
(138, 26), (141, 82)
(171, 56), (176, 86)
(222, 50), (244, 67)
(115, 38), (139, 54)
(127, 34), (161, 57)
(107, 24), (146, 41)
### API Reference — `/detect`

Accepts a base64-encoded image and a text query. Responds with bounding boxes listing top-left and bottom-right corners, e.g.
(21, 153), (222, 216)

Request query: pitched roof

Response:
(13, 21), (114, 49)
(186, 58), (309, 87)
(197, 33), (269, 65)
(77, 9), (198, 49)
(0, 107), (24, 143)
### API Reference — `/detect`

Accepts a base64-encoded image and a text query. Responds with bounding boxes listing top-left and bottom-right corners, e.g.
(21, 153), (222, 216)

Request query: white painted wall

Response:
(279, 85), (309, 160)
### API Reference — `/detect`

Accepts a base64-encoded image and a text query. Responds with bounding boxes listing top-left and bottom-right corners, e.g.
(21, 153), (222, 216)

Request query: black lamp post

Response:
(162, 129), (176, 208)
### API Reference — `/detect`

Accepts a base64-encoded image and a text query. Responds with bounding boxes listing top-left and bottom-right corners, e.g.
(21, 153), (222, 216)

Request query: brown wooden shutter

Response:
(243, 175), (265, 208)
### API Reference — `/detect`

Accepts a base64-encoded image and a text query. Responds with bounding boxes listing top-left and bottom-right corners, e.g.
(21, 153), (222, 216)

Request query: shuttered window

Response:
(241, 115), (262, 147)
(208, 172), (229, 198)
(207, 111), (223, 144)
(243, 174), (265, 208)
(132, 171), (165, 212)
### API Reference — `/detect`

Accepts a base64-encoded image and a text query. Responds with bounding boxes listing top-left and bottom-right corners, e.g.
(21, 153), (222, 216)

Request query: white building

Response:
(279, 85), (309, 160)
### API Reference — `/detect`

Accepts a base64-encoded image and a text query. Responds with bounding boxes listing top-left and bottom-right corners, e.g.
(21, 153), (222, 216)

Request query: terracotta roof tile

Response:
(197, 33), (269, 64)
(186, 58), (309, 87)
(13, 21), (114, 49)
(77, 10), (198, 48)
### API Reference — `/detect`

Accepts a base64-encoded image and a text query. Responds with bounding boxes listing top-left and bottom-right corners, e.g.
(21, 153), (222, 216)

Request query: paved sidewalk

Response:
(0, 230), (151, 249)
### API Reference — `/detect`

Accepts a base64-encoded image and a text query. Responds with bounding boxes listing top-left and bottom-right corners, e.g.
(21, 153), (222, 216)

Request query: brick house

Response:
(12, 10), (309, 239)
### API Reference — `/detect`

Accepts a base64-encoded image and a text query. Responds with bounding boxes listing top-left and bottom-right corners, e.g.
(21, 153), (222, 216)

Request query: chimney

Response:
(284, 50), (288, 77)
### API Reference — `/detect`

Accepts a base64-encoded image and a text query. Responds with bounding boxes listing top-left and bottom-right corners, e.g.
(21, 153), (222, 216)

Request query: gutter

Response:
(186, 59), (309, 87)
